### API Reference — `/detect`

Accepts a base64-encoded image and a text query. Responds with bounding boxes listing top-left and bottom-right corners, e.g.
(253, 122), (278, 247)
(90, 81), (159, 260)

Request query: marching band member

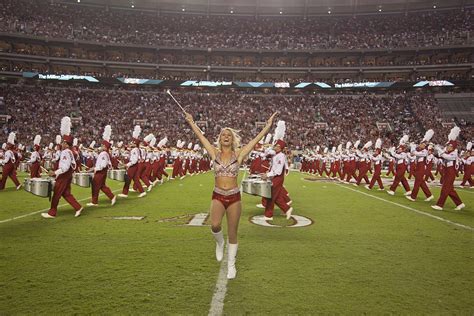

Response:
(87, 125), (116, 207)
(28, 135), (42, 178)
(185, 110), (276, 280)
(432, 127), (465, 211)
(385, 154), (395, 177)
(406, 130), (434, 202)
(424, 146), (436, 182)
(52, 135), (61, 171)
(72, 138), (82, 172)
(365, 138), (384, 190)
(459, 142), (473, 188)
(41, 117), (83, 218)
(118, 126), (146, 198)
(262, 121), (293, 221)
(0, 132), (21, 190)
(171, 140), (183, 180)
(387, 135), (411, 196)
(355, 141), (372, 186)
(141, 134), (154, 192)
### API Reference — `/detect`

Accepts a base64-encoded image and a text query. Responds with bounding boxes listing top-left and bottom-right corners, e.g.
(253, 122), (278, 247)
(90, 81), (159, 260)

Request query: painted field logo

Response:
(250, 215), (313, 228)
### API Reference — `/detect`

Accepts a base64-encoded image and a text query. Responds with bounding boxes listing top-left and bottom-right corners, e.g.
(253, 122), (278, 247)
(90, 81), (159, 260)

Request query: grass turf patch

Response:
(0, 171), (473, 314)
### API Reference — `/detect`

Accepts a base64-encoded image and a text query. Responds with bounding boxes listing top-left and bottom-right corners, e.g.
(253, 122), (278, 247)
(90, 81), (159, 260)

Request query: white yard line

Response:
(0, 188), (122, 224)
(335, 184), (473, 232)
(208, 248), (229, 316)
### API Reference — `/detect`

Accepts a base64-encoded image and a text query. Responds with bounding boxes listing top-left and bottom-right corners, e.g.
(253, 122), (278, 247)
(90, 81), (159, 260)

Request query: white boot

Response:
(227, 243), (238, 279)
(212, 230), (225, 262)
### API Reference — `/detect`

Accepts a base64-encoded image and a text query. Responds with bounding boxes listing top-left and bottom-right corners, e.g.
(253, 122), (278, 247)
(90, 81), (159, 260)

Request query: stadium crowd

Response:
(2, 85), (472, 150)
(0, 0), (471, 50)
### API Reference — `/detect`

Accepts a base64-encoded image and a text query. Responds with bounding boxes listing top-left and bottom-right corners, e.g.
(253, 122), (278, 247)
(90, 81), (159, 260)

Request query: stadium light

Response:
(77, 0), (80, 2)
(279, 10), (283, 14)
(433, 5), (437, 8)
(182, 7), (186, 12)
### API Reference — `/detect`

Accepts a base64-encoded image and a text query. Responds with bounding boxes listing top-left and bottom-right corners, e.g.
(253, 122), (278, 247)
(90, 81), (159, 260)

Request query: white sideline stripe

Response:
(0, 171), (212, 224)
(208, 248), (229, 316)
(335, 184), (473, 232)
(0, 188), (122, 224)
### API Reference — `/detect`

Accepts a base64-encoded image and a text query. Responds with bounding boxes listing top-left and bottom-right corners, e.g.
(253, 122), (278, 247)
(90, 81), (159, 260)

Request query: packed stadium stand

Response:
(0, 0), (473, 148)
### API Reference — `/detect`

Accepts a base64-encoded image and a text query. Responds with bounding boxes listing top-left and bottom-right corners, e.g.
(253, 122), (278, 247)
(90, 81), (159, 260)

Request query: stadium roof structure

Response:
(64, 0), (472, 16)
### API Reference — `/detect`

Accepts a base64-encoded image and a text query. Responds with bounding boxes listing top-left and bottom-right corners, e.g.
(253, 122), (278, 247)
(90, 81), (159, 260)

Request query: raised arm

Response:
(238, 112), (277, 164)
(184, 112), (217, 160)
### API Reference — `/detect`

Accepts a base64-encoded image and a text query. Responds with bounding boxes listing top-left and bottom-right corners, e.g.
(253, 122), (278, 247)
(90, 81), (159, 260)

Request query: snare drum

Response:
(30, 178), (55, 198)
(19, 162), (29, 172)
(73, 172), (93, 188)
(107, 170), (114, 180)
(44, 160), (52, 170)
(23, 178), (32, 193)
(113, 169), (126, 182)
(241, 177), (272, 198)
(251, 180), (272, 199)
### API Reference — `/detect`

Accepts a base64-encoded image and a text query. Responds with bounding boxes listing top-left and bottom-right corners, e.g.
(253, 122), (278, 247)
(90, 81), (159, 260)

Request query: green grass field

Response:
(1, 171), (473, 314)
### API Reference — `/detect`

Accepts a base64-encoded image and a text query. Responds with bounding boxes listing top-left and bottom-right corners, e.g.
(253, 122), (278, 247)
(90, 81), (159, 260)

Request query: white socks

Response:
(212, 230), (225, 262)
(227, 243), (238, 279)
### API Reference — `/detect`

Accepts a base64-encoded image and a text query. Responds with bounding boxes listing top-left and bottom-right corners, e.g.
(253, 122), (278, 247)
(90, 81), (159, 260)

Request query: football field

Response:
(1, 171), (473, 314)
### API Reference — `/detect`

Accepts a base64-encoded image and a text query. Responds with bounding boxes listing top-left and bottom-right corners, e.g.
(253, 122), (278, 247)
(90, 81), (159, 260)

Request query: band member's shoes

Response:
(147, 186), (152, 192)
(404, 191), (412, 196)
(41, 213), (55, 219)
(256, 203), (265, 209)
(138, 192), (147, 198)
(431, 205), (443, 211)
(118, 194), (128, 198)
(287, 200), (293, 205)
(263, 216), (273, 221)
(364, 185), (371, 190)
(454, 203), (465, 211)
(86, 203), (98, 207)
(377, 188), (384, 191)
(74, 207), (84, 217)
(111, 196), (116, 206)
(286, 207), (293, 220)
(180, 176), (186, 180)
(352, 183), (358, 187)
(130, 188), (136, 192)
(16, 184), (22, 190)
(227, 243), (238, 280)
(424, 195), (434, 202)
(405, 196), (416, 202)
(386, 190), (395, 196)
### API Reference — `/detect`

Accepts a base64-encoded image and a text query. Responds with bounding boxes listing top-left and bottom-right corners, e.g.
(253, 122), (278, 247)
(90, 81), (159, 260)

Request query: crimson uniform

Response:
(90, 149), (115, 205)
(43, 146), (82, 217)
(0, 145), (21, 190)
(264, 149), (291, 219)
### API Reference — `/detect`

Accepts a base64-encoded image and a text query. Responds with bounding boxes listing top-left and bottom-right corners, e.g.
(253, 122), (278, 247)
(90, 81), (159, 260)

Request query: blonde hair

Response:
(216, 128), (241, 151)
